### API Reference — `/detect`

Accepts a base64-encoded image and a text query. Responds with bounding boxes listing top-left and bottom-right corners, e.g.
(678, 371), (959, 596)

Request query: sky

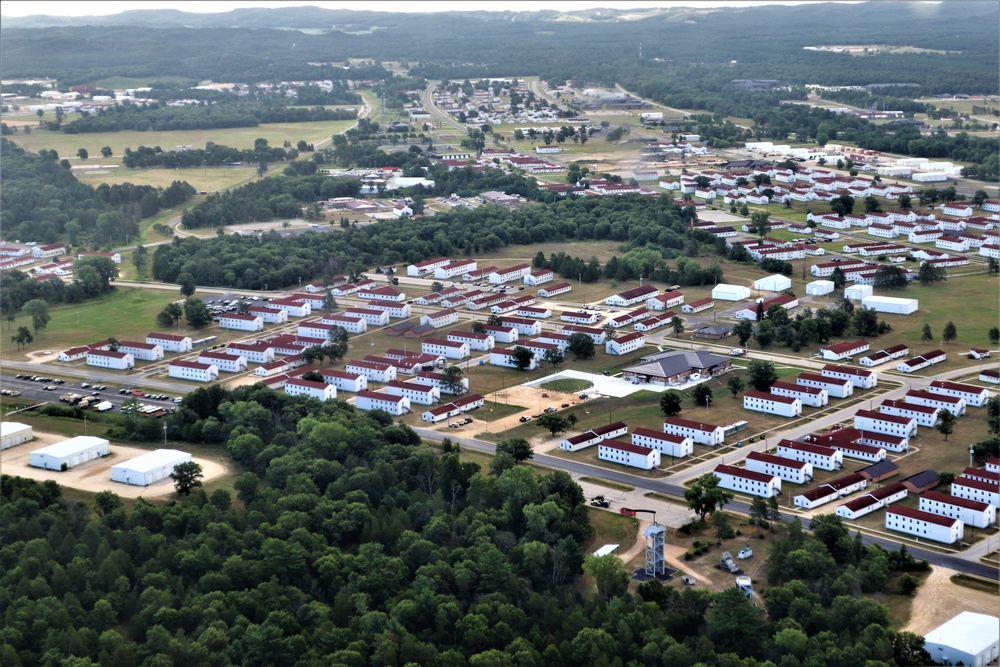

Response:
(0, 0), (818, 18)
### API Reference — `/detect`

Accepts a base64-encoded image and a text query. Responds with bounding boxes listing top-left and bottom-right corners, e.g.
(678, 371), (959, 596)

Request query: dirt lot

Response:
(477, 382), (584, 443)
(1, 429), (228, 499)
(903, 565), (1000, 635)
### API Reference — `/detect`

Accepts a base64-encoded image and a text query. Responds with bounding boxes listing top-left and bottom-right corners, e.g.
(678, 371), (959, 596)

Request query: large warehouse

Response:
(923, 611), (999, 666)
(860, 295), (918, 315)
(30, 436), (110, 470)
(111, 449), (192, 487)
(1, 422), (33, 450)
(712, 283), (751, 301)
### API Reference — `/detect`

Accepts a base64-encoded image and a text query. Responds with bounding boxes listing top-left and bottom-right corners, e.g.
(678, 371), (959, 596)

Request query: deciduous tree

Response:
(169, 461), (204, 496)
(685, 473), (734, 521)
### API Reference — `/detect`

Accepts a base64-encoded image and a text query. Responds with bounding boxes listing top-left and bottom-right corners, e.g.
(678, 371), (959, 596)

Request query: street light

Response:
(163, 422), (168, 447)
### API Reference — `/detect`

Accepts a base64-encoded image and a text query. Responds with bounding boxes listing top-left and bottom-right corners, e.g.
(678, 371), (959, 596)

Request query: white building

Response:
(355, 390), (410, 415)
(434, 260), (478, 280)
(198, 351), (247, 373)
(820, 340), (871, 361)
(344, 307), (390, 327)
(606, 332), (646, 356)
(860, 296), (918, 315)
(1, 422), (33, 450)
(500, 316), (542, 336)
(745, 451), (812, 484)
(87, 349), (134, 370)
(923, 612), (1000, 667)
(422, 338), (469, 360)
(227, 342), (275, 364)
(776, 439), (843, 471)
(951, 476), (1000, 508)
(284, 378), (337, 401)
(663, 417), (725, 446)
(797, 375), (849, 400)
(249, 306), (289, 324)
(928, 380), (990, 408)
(146, 333), (192, 353)
(270, 298), (312, 318)
(753, 274), (792, 292)
(880, 399), (939, 427)
(320, 314), (367, 334)
(769, 381), (827, 408)
(854, 409), (917, 438)
(524, 269), (554, 286)
(885, 506), (962, 545)
(346, 360), (397, 383)
(743, 389), (802, 417)
(558, 422), (629, 452)
(598, 439), (660, 470)
(920, 490), (995, 529)
(836, 482), (908, 520)
(538, 282), (572, 298)
(631, 427), (693, 459)
(793, 473), (868, 509)
(844, 284), (873, 301)
(713, 464), (781, 498)
(489, 347), (539, 370)
(117, 341), (163, 362)
(805, 280), (835, 296)
(421, 393), (486, 422)
(111, 449), (192, 486)
(448, 331), (494, 351)
(980, 369), (1000, 385)
(168, 360), (218, 382)
(385, 380), (439, 405)
(712, 284), (751, 301)
(421, 308), (460, 329)
(30, 436), (110, 471)
(896, 350), (947, 373)
(320, 369), (368, 393)
(489, 264), (532, 284)
(822, 364), (877, 389)
(904, 389), (965, 416)
(605, 284), (659, 307)
(218, 313), (264, 331)
(407, 257), (450, 276)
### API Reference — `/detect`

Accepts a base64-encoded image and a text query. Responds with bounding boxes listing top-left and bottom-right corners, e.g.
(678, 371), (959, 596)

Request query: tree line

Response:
(1, 378), (935, 666)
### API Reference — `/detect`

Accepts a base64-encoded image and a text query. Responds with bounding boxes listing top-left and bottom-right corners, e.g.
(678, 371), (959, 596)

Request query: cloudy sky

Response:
(1, 1), (816, 18)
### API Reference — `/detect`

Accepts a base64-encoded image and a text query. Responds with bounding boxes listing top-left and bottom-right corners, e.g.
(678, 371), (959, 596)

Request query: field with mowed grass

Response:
(0, 116), (357, 160)
(3, 288), (197, 361)
(75, 165), (257, 193)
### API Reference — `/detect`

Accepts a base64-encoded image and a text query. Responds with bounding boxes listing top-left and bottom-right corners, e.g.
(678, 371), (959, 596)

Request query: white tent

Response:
(712, 284), (751, 301)
(30, 436), (109, 470)
(806, 280), (835, 296)
(111, 449), (192, 486)
(1, 422), (33, 449)
(753, 275), (792, 292)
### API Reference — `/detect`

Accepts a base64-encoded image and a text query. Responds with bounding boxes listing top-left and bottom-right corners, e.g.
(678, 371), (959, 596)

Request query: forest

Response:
(0, 381), (935, 666)
(158, 177), (725, 291)
(0, 139), (195, 245)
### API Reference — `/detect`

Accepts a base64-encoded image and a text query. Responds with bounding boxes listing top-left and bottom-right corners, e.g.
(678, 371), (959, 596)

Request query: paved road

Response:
(416, 427), (999, 581)
(1, 361), (195, 394)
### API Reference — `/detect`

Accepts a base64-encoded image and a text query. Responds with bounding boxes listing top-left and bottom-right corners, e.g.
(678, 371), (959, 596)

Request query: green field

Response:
(584, 507), (640, 555)
(0, 116), (357, 160)
(540, 378), (593, 392)
(75, 165), (257, 193)
(3, 288), (196, 361)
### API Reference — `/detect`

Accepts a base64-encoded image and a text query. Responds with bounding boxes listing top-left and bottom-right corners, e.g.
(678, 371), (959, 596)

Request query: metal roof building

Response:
(923, 611), (999, 666)
(111, 449), (192, 487)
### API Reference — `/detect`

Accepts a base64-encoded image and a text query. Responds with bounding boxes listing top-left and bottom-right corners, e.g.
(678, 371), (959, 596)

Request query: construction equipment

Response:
(720, 551), (740, 573)
(590, 495), (610, 508)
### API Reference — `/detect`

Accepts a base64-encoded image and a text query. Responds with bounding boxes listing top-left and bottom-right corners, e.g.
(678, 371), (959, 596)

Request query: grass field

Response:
(584, 507), (640, 555)
(3, 288), (192, 361)
(580, 476), (634, 492)
(0, 116), (357, 160)
(75, 165), (257, 193)
(540, 378), (593, 392)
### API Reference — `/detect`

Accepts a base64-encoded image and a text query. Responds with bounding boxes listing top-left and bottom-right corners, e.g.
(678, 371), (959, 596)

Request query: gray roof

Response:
(862, 460), (899, 478)
(625, 349), (730, 379)
(695, 325), (733, 336)
(902, 469), (939, 488)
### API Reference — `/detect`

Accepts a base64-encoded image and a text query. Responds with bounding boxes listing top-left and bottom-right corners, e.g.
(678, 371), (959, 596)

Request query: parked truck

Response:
(93, 401), (114, 412)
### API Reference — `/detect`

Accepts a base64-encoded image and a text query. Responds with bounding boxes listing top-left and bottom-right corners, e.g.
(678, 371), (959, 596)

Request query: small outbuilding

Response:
(844, 284), (873, 301)
(861, 296), (918, 315)
(1, 421), (33, 449)
(712, 283), (751, 301)
(923, 611), (999, 666)
(111, 449), (192, 487)
(753, 274), (792, 292)
(30, 436), (110, 471)
(805, 280), (835, 296)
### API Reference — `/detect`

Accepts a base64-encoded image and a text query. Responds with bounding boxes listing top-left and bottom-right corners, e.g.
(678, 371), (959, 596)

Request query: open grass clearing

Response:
(75, 165), (257, 193)
(584, 507), (640, 555)
(540, 378), (593, 392)
(951, 573), (1000, 595)
(0, 117), (357, 160)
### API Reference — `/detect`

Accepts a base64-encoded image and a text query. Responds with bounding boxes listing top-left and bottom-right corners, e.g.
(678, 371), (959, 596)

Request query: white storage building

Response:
(111, 449), (192, 486)
(1, 422), (33, 449)
(753, 274), (792, 292)
(712, 284), (751, 301)
(805, 280), (835, 296)
(30, 436), (110, 470)
(861, 296), (918, 315)
(844, 284), (873, 301)
(923, 612), (1000, 667)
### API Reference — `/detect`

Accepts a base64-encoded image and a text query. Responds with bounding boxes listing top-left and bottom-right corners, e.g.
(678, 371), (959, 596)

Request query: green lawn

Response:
(580, 476), (634, 492)
(584, 507), (640, 555)
(5, 288), (193, 361)
(540, 378), (593, 392)
(75, 165), (257, 193)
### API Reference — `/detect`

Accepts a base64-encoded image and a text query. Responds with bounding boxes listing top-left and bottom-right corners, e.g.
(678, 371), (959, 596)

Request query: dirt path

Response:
(904, 565), (999, 635)
(616, 521), (714, 586)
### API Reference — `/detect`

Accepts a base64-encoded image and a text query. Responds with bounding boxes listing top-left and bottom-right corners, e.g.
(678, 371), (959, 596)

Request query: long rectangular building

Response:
(885, 505), (963, 545)
(776, 439), (843, 471)
(745, 451), (812, 484)
(919, 490), (996, 529)
(713, 464), (781, 498)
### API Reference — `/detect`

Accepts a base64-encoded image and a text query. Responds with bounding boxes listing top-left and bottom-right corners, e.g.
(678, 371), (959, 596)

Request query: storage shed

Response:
(861, 296), (918, 315)
(111, 449), (192, 487)
(924, 611), (999, 666)
(712, 284), (751, 301)
(805, 280), (835, 296)
(1, 421), (33, 449)
(753, 274), (792, 292)
(30, 436), (110, 470)
(844, 284), (873, 301)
